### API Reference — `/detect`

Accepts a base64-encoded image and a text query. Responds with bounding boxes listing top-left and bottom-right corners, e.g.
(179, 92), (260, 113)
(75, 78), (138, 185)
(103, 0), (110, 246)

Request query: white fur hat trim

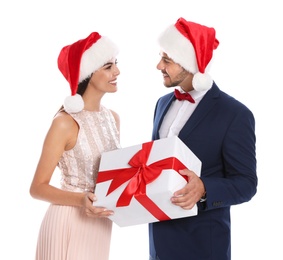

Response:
(79, 36), (119, 83)
(158, 24), (198, 74)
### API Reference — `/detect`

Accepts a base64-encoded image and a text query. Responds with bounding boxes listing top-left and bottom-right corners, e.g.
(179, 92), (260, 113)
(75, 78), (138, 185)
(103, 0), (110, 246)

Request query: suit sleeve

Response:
(200, 107), (257, 210)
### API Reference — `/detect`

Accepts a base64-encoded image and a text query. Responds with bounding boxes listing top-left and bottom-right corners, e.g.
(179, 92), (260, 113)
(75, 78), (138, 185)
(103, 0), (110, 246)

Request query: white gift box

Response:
(94, 136), (202, 227)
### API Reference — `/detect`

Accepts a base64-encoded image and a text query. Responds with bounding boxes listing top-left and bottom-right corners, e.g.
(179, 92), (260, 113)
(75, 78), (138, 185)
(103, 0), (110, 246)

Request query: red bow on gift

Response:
(96, 141), (188, 221)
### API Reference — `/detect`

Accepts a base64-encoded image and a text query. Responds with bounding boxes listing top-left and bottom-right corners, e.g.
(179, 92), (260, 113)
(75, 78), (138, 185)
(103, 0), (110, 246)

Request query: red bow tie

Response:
(174, 89), (195, 103)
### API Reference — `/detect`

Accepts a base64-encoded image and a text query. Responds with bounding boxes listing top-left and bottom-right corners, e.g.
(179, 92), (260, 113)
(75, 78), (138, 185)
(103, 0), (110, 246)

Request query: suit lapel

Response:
(179, 84), (220, 139)
(153, 84), (220, 140)
(152, 93), (175, 140)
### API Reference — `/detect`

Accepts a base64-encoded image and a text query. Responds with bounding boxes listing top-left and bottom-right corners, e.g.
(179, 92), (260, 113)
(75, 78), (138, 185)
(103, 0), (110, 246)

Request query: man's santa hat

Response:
(158, 17), (219, 91)
(57, 32), (119, 113)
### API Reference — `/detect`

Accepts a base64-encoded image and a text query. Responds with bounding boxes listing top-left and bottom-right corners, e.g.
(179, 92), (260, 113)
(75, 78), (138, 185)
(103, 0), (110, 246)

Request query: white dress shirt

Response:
(159, 87), (208, 139)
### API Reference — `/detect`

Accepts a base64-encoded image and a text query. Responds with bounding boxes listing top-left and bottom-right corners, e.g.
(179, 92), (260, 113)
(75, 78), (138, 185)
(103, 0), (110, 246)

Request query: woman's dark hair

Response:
(57, 75), (92, 113)
(77, 75), (91, 96)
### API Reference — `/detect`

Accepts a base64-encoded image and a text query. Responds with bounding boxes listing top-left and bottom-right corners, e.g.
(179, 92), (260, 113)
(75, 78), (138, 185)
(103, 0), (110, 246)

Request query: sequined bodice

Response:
(58, 107), (120, 192)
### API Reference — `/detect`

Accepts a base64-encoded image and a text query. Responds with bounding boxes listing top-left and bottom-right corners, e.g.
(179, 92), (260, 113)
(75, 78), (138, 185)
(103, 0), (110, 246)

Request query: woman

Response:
(30, 31), (121, 260)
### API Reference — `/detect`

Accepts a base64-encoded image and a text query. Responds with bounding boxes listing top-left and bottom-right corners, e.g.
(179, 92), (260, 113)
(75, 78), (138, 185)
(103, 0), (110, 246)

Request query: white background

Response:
(1, 0), (282, 259)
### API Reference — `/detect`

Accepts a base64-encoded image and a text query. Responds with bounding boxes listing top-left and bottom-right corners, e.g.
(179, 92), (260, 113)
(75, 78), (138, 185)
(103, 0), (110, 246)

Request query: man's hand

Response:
(171, 169), (206, 210)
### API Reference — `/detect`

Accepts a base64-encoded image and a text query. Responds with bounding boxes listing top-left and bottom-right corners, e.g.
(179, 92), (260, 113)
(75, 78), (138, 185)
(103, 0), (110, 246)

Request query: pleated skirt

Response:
(35, 204), (112, 260)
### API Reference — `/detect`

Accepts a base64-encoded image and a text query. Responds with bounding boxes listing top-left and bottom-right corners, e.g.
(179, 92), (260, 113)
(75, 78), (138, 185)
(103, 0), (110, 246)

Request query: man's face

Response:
(156, 52), (193, 91)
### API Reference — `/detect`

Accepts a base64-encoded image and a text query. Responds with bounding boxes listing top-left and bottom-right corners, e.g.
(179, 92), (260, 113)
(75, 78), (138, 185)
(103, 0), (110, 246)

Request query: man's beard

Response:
(163, 69), (188, 88)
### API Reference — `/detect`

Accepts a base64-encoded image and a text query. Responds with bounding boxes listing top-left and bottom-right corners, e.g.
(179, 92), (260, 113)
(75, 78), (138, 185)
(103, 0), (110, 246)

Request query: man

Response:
(149, 17), (257, 260)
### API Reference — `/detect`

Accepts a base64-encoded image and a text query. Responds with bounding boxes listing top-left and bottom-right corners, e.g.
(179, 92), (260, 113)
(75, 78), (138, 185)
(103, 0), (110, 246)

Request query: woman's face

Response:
(89, 58), (120, 93)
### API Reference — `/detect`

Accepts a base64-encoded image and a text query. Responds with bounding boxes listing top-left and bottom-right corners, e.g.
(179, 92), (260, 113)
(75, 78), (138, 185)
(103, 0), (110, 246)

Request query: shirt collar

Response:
(177, 86), (208, 100)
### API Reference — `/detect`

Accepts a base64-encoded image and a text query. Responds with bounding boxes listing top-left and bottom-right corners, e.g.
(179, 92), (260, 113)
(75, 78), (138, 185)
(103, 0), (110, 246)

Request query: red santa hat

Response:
(57, 32), (119, 113)
(158, 17), (219, 91)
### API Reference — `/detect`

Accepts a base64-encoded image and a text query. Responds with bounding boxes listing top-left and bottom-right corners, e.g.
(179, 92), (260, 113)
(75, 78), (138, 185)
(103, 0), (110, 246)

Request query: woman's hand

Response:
(83, 192), (114, 218)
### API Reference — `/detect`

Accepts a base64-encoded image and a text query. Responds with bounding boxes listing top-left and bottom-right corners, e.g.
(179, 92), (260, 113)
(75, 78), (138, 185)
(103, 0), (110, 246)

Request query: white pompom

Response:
(63, 94), (84, 113)
(192, 72), (213, 91)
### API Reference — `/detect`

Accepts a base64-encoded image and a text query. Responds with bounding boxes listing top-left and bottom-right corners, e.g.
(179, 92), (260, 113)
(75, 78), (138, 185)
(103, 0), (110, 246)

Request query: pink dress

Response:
(35, 107), (120, 260)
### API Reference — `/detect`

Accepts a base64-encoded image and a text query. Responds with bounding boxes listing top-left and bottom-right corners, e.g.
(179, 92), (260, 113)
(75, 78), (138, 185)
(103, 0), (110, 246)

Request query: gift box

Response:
(94, 136), (202, 227)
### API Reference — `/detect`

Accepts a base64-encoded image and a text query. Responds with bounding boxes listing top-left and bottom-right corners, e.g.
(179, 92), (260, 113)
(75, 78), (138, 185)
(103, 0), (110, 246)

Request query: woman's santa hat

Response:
(57, 32), (119, 113)
(158, 18), (219, 91)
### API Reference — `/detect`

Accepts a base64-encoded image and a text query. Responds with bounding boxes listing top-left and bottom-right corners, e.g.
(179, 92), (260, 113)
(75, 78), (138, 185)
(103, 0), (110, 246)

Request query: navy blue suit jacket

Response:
(149, 83), (257, 260)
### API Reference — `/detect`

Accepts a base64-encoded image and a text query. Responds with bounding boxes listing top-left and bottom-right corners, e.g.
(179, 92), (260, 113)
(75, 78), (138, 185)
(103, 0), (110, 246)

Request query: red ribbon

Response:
(97, 141), (188, 221)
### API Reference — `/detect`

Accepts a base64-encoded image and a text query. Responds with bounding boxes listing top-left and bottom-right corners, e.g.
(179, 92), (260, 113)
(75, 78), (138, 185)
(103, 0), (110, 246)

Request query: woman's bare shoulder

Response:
(109, 109), (120, 121)
(109, 109), (120, 132)
(51, 111), (77, 132)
